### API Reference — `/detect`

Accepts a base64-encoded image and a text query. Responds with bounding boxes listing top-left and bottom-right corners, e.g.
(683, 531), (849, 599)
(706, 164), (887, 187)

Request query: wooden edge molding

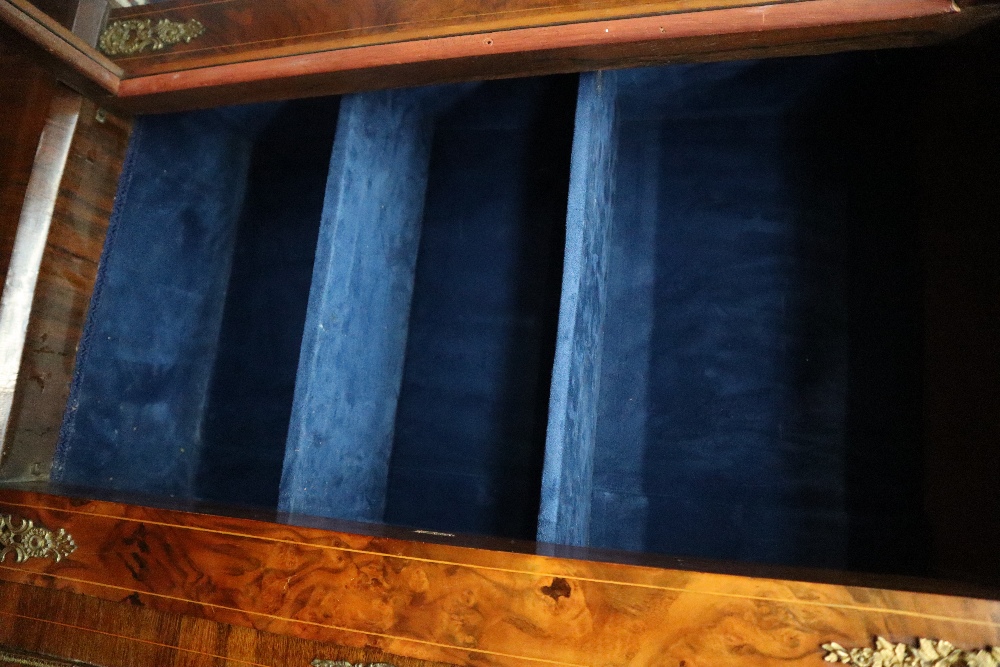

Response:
(5, 0), (998, 113)
(0, 0), (121, 94)
(0, 489), (998, 667)
(108, 0), (975, 112)
(100, 0), (801, 74)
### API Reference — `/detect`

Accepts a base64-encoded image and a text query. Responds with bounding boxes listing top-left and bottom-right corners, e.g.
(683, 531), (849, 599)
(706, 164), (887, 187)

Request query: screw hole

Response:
(484, 38), (493, 46)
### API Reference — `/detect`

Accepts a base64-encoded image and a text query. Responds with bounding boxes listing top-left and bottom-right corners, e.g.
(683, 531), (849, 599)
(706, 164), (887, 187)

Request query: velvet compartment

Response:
(55, 50), (982, 576)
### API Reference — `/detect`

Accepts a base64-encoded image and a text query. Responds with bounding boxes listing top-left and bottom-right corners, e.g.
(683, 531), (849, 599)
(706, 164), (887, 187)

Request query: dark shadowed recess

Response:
(53, 97), (337, 504)
(582, 55), (928, 573)
(383, 76), (575, 539)
(195, 97), (339, 506)
(542, 29), (999, 583)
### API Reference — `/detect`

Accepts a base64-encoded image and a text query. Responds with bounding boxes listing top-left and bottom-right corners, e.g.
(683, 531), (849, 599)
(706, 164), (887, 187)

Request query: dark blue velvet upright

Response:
(196, 98), (339, 506)
(279, 77), (573, 537)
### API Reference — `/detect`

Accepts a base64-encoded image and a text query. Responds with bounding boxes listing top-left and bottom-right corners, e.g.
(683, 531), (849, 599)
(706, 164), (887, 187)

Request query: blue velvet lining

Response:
(278, 88), (440, 520)
(280, 77), (574, 538)
(196, 97), (339, 506)
(53, 100), (333, 502)
(383, 76), (574, 539)
(537, 72), (617, 546)
(57, 53), (931, 573)
(543, 55), (927, 571)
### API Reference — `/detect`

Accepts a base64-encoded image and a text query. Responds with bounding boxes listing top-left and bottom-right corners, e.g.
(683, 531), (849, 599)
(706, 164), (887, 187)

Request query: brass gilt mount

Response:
(98, 18), (206, 57)
(0, 514), (76, 564)
(312, 660), (397, 667)
(824, 638), (1000, 667)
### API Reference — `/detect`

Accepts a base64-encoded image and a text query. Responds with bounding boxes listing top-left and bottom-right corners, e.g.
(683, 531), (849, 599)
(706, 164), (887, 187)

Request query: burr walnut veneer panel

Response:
(0, 579), (453, 667)
(0, 490), (997, 667)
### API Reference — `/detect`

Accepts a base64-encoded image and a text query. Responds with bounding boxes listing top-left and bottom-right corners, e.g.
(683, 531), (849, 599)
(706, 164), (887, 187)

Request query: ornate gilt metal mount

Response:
(823, 637), (1000, 667)
(98, 18), (206, 57)
(0, 514), (76, 564)
(312, 660), (397, 667)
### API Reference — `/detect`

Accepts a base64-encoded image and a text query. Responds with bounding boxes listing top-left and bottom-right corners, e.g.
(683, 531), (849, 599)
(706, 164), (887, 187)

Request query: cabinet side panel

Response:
(1, 98), (131, 482)
(0, 41), (57, 287)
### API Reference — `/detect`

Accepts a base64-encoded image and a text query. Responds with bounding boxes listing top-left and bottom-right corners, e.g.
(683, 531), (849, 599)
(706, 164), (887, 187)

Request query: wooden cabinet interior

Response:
(0, 4), (999, 666)
(0, 22), (992, 590)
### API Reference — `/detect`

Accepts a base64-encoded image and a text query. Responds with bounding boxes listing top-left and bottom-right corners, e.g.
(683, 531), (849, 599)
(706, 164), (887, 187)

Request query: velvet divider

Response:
(280, 77), (574, 537)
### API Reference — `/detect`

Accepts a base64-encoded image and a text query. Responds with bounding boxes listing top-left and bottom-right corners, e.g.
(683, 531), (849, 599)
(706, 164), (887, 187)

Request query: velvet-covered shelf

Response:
(48, 44), (999, 582)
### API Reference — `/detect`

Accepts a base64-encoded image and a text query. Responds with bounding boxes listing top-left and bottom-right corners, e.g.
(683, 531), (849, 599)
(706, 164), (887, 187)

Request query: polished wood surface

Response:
(0, 489), (997, 667)
(0, 580), (453, 667)
(105, 0), (798, 76)
(110, 0), (998, 113)
(0, 40), (58, 286)
(0, 0), (120, 95)
(3, 0), (999, 112)
(0, 90), (82, 468)
(0, 98), (130, 483)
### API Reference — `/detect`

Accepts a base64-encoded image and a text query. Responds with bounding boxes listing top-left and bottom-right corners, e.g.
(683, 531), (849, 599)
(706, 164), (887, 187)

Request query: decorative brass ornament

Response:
(0, 514), (76, 564)
(312, 660), (397, 667)
(823, 637), (1000, 667)
(98, 18), (206, 56)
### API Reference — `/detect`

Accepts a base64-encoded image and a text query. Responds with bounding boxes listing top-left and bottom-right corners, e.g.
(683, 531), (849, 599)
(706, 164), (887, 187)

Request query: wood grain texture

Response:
(109, 0), (991, 113)
(0, 580), (455, 667)
(0, 99), (131, 483)
(0, 90), (81, 468)
(0, 40), (58, 287)
(0, 0), (120, 94)
(105, 0), (801, 76)
(0, 489), (997, 667)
